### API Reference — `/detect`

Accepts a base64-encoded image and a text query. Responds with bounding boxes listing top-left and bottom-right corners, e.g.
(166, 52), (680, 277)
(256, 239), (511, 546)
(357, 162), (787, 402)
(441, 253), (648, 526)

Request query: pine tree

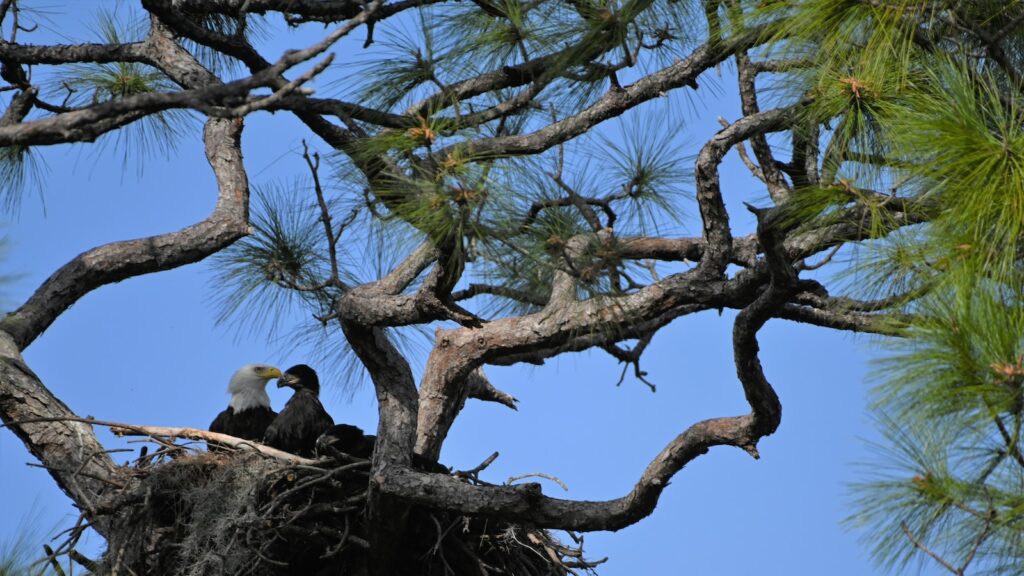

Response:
(0, 1), (1020, 574)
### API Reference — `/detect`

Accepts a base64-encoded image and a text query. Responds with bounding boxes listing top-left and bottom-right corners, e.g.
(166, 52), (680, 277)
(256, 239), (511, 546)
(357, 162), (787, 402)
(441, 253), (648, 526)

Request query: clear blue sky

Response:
(0, 3), (942, 574)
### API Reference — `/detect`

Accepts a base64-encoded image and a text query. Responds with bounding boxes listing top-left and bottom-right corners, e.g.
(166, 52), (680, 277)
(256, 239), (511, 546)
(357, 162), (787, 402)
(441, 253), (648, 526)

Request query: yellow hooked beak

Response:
(257, 366), (282, 380)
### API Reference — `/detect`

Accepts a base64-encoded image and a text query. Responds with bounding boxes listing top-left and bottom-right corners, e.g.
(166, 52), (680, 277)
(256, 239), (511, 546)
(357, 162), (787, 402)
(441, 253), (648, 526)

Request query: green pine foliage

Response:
(212, 180), (337, 339)
(52, 9), (192, 172)
(763, 1), (1024, 572)
(0, 145), (46, 214)
(0, 512), (72, 576)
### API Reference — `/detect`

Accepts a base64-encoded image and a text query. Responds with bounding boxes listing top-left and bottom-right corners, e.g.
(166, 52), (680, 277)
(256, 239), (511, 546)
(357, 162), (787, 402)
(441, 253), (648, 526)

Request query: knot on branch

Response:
(740, 443), (761, 460)
(513, 481), (544, 501)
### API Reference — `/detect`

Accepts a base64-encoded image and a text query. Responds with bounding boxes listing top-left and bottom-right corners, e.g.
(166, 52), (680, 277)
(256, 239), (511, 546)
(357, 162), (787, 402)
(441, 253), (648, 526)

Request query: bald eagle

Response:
(209, 364), (282, 446)
(264, 364), (334, 457)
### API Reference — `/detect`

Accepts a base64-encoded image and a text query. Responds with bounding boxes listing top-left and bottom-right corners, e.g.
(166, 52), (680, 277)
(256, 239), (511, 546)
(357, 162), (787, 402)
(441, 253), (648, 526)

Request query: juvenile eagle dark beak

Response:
(277, 373), (299, 389)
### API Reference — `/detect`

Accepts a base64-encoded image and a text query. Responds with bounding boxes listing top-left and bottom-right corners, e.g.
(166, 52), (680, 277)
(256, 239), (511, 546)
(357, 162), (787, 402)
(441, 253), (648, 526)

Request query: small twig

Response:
(254, 547), (290, 568)
(991, 413), (1024, 469)
(958, 505), (994, 574)
(73, 448), (132, 479)
(507, 472), (569, 491)
(320, 513), (351, 559)
(0, 0), (15, 30)
(9, 0), (19, 43)
(69, 549), (98, 572)
(718, 116), (765, 183)
(26, 463), (126, 489)
(526, 531), (566, 573)
(302, 140), (343, 287)
(50, 512), (88, 547)
(604, 334), (657, 392)
(797, 243), (842, 271)
(41, 544), (66, 576)
(644, 259), (660, 282)
(454, 451), (499, 484)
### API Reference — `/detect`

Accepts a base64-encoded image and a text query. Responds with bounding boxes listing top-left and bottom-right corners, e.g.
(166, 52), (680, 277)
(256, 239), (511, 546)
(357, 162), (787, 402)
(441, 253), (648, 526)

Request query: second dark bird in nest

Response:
(317, 424), (449, 473)
(263, 364), (334, 457)
(316, 424), (377, 460)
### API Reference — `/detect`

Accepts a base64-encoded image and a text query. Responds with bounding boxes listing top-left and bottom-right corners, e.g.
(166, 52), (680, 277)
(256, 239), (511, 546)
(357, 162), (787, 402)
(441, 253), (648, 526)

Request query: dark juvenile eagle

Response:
(209, 364), (282, 445)
(264, 364), (334, 457)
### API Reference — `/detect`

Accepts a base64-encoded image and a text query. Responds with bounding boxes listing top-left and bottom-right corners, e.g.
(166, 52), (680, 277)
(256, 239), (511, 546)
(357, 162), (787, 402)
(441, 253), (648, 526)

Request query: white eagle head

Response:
(227, 364), (282, 411)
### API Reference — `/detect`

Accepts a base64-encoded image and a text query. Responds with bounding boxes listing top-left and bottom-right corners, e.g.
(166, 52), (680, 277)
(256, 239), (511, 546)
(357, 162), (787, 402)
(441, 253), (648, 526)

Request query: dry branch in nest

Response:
(88, 443), (603, 576)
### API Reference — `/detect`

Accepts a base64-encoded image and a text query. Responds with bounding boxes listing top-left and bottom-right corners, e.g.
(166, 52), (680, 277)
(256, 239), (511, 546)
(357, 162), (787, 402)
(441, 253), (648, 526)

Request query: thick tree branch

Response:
(413, 266), (766, 460)
(695, 104), (802, 273)
(0, 41), (149, 65)
(735, 49), (790, 203)
(0, 336), (121, 537)
(338, 320), (418, 575)
(166, 0), (438, 24)
(0, 118), (248, 349)
(392, 205), (801, 532)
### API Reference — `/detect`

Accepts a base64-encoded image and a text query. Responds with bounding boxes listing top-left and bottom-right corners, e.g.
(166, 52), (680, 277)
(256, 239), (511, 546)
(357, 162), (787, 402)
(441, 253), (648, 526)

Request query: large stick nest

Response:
(94, 449), (601, 575)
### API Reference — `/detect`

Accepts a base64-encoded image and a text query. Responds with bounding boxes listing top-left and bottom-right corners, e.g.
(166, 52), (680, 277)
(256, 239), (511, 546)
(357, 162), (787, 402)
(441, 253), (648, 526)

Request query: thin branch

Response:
(958, 506), (994, 574)
(433, 23), (777, 160)
(454, 451), (500, 483)
(734, 48), (790, 203)
(900, 521), (960, 575)
(717, 115), (765, 182)
(507, 473), (569, 491)
(302, 141), (343, 287)
(113, 425), (318, 464)
(452, 283), (547, 307)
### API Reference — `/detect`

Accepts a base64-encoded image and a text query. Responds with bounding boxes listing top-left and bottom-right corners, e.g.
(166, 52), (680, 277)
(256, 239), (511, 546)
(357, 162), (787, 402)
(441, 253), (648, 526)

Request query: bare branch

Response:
(734, 50), (790, 203)
(777, 304), (906, 336)
(900, 522), (961, 575)
(111, 425), (317, 464)
(0, 118), (249, 349)
(695, 104), (802, 273)
(0, 41), (149, 65)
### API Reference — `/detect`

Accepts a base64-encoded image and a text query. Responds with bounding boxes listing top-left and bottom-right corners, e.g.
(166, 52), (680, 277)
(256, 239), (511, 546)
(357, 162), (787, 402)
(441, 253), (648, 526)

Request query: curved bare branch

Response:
(387, 207), (801, 532)
(0, 118), (249, 349)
